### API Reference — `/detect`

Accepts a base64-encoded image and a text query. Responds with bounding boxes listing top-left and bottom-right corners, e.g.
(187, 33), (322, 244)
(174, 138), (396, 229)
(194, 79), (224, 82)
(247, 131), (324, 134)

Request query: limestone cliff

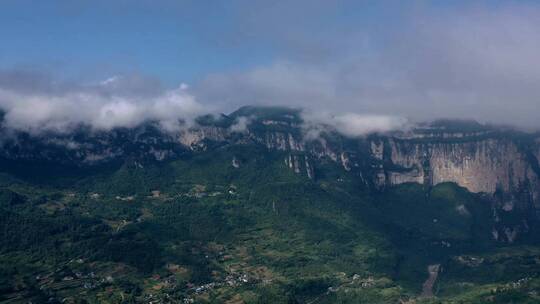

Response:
(1, 107), (539, 233)
(380, 137), (539, 198)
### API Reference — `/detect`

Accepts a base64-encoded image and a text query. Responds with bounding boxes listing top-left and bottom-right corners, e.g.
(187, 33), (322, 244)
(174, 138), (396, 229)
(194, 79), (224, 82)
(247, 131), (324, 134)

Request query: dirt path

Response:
(421, 264), (440, 297)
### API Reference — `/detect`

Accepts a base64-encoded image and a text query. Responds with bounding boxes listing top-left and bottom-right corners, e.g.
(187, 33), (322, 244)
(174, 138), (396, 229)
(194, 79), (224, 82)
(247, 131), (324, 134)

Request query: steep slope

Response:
(1, 106), (539, 239)
(1, 106), (539, 303)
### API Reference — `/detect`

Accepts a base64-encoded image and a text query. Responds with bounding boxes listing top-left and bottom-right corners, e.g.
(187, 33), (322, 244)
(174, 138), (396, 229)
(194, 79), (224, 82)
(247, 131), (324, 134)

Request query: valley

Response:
(0, 106), (539, 303)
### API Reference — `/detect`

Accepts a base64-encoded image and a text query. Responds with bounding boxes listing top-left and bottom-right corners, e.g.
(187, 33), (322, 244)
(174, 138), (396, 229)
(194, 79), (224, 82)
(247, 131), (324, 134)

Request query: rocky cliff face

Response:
(367, 133), (540, 242)
(378, 137), (539, 197)
(1, 109), (538, 197)
(1, 106), (539, 239)
(237, 117), (540, 241)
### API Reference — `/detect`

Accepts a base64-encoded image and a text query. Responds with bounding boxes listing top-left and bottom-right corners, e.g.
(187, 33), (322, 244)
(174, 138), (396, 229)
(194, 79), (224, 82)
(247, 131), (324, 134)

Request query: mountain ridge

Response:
(1, 106), (539, 244)
(1, 106), (540, 303)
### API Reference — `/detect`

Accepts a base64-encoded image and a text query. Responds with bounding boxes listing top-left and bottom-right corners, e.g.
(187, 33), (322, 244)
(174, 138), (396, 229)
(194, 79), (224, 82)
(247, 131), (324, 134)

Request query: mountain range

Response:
(1, 106), (539, 303)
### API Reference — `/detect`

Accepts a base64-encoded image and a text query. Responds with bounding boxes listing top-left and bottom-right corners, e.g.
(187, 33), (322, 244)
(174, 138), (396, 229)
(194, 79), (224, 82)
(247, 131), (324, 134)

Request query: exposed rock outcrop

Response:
(284, 154), (314, 179)
(179, 126), (227, 150)
(381, 137), (539, 197)
(1, 107), (539, 231)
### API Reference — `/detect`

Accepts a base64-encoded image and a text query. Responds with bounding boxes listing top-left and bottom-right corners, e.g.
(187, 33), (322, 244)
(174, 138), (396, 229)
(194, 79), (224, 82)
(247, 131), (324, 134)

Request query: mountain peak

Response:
(229, 105), (302, 122)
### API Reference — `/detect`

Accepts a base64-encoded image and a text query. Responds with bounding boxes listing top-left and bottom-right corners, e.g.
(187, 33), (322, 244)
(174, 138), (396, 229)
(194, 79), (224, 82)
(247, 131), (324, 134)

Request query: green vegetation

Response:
(0, 144), (539, 303)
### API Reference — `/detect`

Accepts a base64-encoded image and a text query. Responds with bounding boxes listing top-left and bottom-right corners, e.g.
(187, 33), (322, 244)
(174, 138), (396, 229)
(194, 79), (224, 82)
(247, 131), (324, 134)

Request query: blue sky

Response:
(1, 1), (540, 131)
(0, 0), (435, 84)
(0, 1), (269, 84)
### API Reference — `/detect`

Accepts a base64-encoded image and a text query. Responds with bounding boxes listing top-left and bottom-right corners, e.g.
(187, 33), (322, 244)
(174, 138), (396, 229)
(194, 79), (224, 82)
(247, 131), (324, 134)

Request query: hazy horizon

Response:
(1, 1), (540, 133)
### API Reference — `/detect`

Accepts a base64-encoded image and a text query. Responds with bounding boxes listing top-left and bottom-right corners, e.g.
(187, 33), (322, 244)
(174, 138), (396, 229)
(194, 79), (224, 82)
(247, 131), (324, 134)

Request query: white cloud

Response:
(301, 111), (408, 138)
(331, 113), (408, 137)
(0, 80), (209, 134)
(2, 3), (540, 135)
(194, 3), (540, 131)
(229, 116), (252, 133)
(197, 62), (336, 110)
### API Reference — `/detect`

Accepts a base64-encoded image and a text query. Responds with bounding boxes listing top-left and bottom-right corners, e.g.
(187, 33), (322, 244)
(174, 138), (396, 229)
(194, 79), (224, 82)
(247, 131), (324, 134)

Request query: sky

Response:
(0, 0), (540, 134)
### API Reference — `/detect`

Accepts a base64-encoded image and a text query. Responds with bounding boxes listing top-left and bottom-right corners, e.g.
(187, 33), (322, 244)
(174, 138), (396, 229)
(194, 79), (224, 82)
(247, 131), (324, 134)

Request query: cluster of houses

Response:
(327, 274), (376, 294)
(31, 263), (117, 304)
(455, 255), (484, 267)
(140, 271), (255, 304)
(88, 184), (238, 203)
(487, 277), (535, 299)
